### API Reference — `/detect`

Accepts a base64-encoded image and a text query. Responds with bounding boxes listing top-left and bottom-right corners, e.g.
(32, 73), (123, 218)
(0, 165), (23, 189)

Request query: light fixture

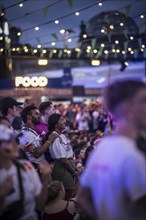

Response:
(86, 49), (90, 53)
(67, 50), (71, 54)
(120, 22), (124, 26)
(91, 60), (100, 66)
(35, 27), (39, 31)
(42, 49), (47, 54)
(104, 50), (108, 54)
(109, 25), (114, 30)
(98, 2), (102, 6)
(97, 77), (105, 84)
(130, 36), (134, 40)
(75, 48), (80, 52)
(141, 45), (145, 48)
(67, 38), (72, 42)
(130, 51), (134, 54)
(60, 29), (65, 34)
(93, 49), (97, 53)
(101, 29), (105, 33)
(128, 47), (132, 51)
(12, 48), (16, 51)
(23, 46), (27, 50)
(19, 3), (23, 7)
(116, 49), (120, 53)
(0, 36), (3, 40)
(87, 46), (91, 50)
(16, 48), (20, 51)
(75, 12), (80, 16)
(55, 20), (59, 24)
(64, 49), (68, 53)
(17, 32), (21, 36)
(141, 48), (144, 52)
(112, 49), (116, 53)
(125, 62), (129, 66)
(38, 59), (48, 65)
(33, 49), (37, 53)
(24, 48), (28, 52)
(51, 42), (56, 46)
(101, 43), (105, 47)
(53, 49), (57, 53)
(140, 15), (144, 19)
(115, 40), (119, 44)
(37, 44), (41, 49)
(83, 34), (87, 38)
(122, 51), (126, 54)
(0, 48), (4, 52)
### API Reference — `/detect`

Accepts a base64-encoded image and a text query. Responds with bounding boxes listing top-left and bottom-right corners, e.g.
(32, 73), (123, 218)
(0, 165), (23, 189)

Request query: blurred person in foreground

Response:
(79, 80), (146, 220)
(0, 125), (51, 220)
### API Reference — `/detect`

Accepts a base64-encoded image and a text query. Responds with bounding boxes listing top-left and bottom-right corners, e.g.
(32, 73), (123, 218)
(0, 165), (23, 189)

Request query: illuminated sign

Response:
(15, 76), (48, 87)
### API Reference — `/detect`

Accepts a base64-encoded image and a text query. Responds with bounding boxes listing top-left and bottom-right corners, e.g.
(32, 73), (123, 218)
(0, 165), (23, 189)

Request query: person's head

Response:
(0, 116), (10, 127)
(46, 181), (65, 203)
(104, 80), (146, 130)
(0, 125), (19, 160)
(75, 148), (85, 160)
(39, 101), (54, 117)
(47, 113), (66, 133)
(0, 97), (23, 118)
(21, 104), (40, 125)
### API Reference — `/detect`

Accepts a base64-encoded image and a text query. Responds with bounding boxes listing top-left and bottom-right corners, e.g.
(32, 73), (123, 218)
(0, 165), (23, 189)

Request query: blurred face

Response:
(30, 109), (41, 125)
(46, 104), (55, 117)
(56, 116), (66, 131)
(79, 149), (85, 159)
(130, 88), (146, 130)
(10, 105), (21, 117)
(0, 139), (19, 159)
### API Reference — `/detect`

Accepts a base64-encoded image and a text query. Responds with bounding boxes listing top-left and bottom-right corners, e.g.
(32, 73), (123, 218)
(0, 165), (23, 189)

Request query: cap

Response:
(0, 125), (15, 142)
(0, 97), (23, 111)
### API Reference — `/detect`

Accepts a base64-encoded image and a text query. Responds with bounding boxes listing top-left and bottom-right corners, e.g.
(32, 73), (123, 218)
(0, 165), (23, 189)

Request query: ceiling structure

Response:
(0, 0), (146, 49)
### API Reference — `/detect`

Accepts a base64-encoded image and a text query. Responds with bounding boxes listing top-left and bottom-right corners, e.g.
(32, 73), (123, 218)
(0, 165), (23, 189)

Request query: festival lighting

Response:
(91, 60), (100, 66)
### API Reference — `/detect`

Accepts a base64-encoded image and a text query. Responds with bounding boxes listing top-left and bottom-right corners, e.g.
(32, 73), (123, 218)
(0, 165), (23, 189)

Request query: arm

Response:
(59, 158), (76, 175)
(77, 186), (98, 220)
(32, 133), (58, 158)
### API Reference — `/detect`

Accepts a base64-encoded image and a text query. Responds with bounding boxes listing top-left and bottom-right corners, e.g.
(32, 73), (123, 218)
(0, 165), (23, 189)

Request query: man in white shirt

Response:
(79, 80), (146, 220)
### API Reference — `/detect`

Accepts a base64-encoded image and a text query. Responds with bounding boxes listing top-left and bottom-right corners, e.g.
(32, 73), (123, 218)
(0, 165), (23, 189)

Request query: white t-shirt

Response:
(49, 132), (73, 159)
(0, 160), (42, 220)
(19, 127), (45, 163)
(80, 135), (146, 220)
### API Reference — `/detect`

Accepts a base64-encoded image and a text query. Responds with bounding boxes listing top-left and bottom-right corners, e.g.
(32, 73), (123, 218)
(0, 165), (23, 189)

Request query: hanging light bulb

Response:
(98, 2), (102, 6)
(104, 50), (108, 54)
(17, 32), (21, 36)
(87, 46), (91, 50)
(53, 49), (57, 53)
(130, 36), (134, 40)
(75, 48), (80, 52)
(19, 3), (23, 7)
(55, 20), (59, 24)
(93, 49), (97, 53)
(101, 43), (105, 47)
(109, 25), (114, 30)
(37, 44), (41, 49)
(67, 38), (72, 42)
(83, 34), (87, 38)
(115, 40), (119, 44)
(51, 42), (56, 46)
(33, 49), (37, 53)
(42, 49), (47, 53)
(60, 29), (65, 34)
(122, 51), (126, 54)
(75, 12), (80, 16)
(120, 22), (124, 26)
(101, 29), (105, 33)
(140, 15), (144, 19)
(35, 27), (39, 31)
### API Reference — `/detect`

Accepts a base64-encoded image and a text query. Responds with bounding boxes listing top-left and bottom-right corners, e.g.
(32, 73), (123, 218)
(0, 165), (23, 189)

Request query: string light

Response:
(16, 47), (20, 51)
(12, 48), (16, 51)
(17, 32), (21, 36)
(19, 3), (23, 7)
(24, 48), (28, 52)
(53, 49), (57, 53)
(67, 50), (71, 54)
(122, 51), (126, 54)
(87, 46), (91, 50)
(125, 62), (129, 66)
(130, 36), (134, 40)
(60, 29), (65, 34)
(140, 15), (144, 19)
(116, 49), (120, 53)
(51, 42), (56, 46)
(104, 50), (108, 54)
(101, 43), (105, 47)
(141, 45), (145, 48)
(37, 44), (41, 49)
(101, 29), (105, 33)
(93, 49), (97, 53)
(75, 48), (80, 52)
(83, 34), (87, 38)
(0, 36), (3, 40)
(23, 46), (27, 50)
(86, 49), (90, 53)
(0, 48), (4, 52)
(33, 49), (37, 53)
(141, 48), (144, 52)
(128, 47), (132, 51)
(120, 22), (124, 26)
(42, 49), (47, 53)
(67, 38), (72, 42)
(91, 60), (100, 66)
(112, 49), (116, 53)
(55, 20), (59, 24)
(130, 51), (134, 54)
(35, 27), (39, 31)
(64, 49), (68, 53)
(110, 25), (114, 30)
(115, 40), (119, 44)
(98, 2), (102, 6)
(75, 12), (80, 16)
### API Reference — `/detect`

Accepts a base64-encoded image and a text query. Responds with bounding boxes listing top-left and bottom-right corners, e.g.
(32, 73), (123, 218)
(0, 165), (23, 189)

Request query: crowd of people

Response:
(0, 79), (146, 220)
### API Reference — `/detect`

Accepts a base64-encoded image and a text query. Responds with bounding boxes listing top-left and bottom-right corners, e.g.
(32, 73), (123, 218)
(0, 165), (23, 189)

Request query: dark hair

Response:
(104, 80), (146, 113)
(47, 113), (61, 133)
(46, 181), (62, 203)
(74, 148), (82, 158)
(21, 104), (37, 123)
(39, 101), (52, 115)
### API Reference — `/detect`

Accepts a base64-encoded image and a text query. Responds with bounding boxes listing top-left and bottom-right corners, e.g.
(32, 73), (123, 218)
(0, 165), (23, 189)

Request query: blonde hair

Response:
(46, 181), (63, 203)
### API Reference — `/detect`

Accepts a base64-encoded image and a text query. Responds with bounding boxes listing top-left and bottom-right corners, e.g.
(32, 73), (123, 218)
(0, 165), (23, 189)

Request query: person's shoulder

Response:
(17, 159), (35, 172)
(67, 200), (76, 215)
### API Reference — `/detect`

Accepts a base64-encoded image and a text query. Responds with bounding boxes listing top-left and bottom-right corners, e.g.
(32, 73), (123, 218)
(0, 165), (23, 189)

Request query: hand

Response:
(24, 144), (36, 153)
(48, 133), (59, 143)
(0, 176), (13, 198)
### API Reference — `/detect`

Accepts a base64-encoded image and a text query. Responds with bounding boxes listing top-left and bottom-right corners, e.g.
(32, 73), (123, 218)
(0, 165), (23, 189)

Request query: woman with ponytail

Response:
(46, 114), (77, 200)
